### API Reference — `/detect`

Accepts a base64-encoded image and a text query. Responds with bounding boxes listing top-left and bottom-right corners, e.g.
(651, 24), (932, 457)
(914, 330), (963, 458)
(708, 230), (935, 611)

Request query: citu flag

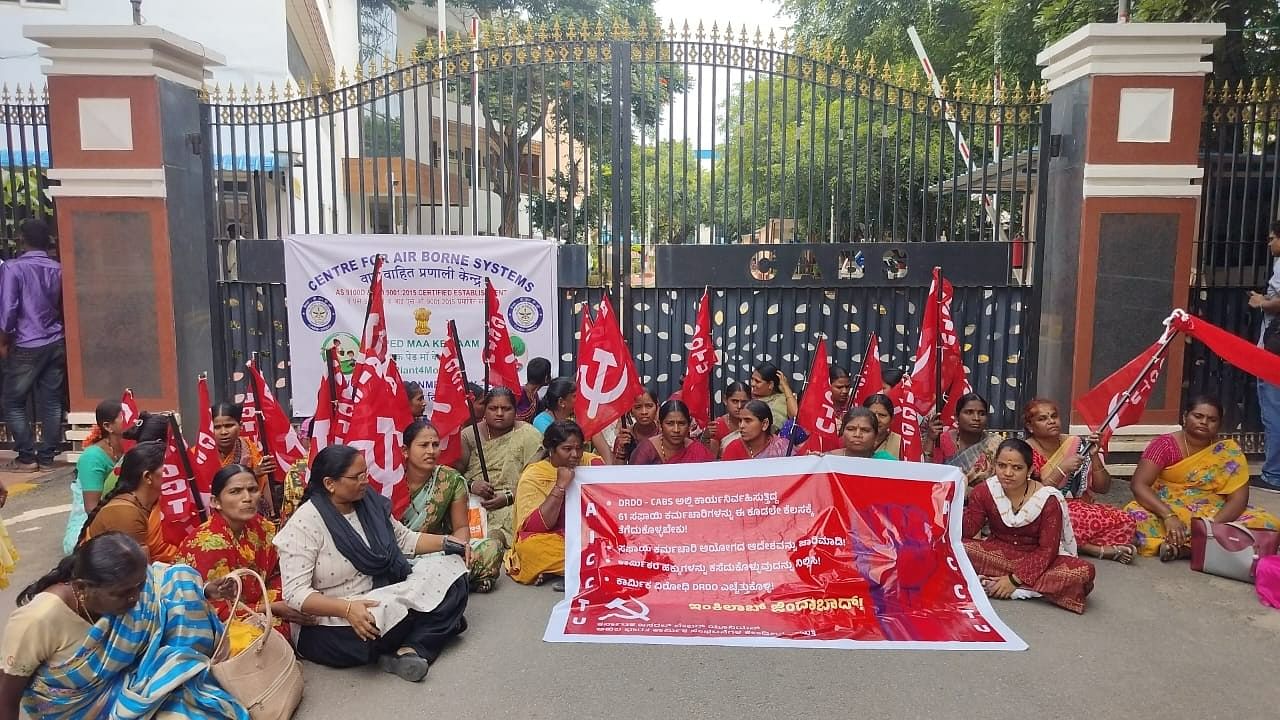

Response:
(189, 375), (222, 496)
(575, 294), (643, 439)
(1170, 310), (1280, 388)
(429, 328), (472, 468)
(120, 388), (140, 452)
(796, 338), (841, 452)
(678, 288), (716, 429)
(308, 345), (353, 466)
(889, 376), (925, 462)
(907, 267), (967, 420)
(484, 278), (522, 392)
(244, 359), (308, 478)
(851, 333), (884, 407)
(346, 256), (415, 516)
(158, 422), (201, 546)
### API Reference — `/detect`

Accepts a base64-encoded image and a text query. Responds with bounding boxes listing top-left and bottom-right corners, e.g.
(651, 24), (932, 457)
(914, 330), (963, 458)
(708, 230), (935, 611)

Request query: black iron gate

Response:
(203, 21), (1047, 427)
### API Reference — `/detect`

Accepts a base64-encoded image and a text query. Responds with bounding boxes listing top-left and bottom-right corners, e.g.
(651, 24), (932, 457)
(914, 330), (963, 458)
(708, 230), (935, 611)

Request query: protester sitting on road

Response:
(721, 400), (789, 460)
(826, 408), (898, 460)
(629, 399), (715, 465)
(1023, 399), (1137, 564)
(929, 393), (1001, 486)
(515, 356), (552, 424)
(1125, 395), (1280, 560)
(532, 377), (576, 433)
(750, 361), (798, 422)
(962, 439), (1096, 614)
(211, 402), (277, 513)
(708, 381), (750, 458)
(400, 421), (502, 593)
(274, 445), (469, 683)
(405, 381), (427, 421)
(0, 532), (248, 718)
(95, 414), (183, 562)
(507, 421), (604, 590)
(830, 366), (854, 409)
(456, 386), (543, 554)
(62, 399), (124, 554)
(80, 441), (181, 562)
(863, 394), (903, 460)
(606, 386), (660, 464)
(177, 464), (316, 652)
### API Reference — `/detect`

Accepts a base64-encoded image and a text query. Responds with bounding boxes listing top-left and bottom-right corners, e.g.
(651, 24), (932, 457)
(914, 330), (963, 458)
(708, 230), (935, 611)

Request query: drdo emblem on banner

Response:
(508, 296), (544, 333)
(301, 295), (336, 331)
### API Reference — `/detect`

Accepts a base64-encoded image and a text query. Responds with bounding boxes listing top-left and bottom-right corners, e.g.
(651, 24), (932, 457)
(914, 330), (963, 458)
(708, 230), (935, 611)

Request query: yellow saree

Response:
(505, 454), (600, 585)
(1124, 438), (1280, 556)
(460, 422), (543, 551)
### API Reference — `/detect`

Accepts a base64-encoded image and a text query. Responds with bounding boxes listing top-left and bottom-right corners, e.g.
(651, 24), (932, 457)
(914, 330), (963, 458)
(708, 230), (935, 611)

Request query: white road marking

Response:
(17, 525), (42, 533)
(5, 504), (71, 526)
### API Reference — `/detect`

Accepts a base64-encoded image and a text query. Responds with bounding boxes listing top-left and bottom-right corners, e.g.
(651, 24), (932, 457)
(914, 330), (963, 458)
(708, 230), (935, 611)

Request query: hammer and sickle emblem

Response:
(599, 597), (651, 622)
(577, 348), (628, 418)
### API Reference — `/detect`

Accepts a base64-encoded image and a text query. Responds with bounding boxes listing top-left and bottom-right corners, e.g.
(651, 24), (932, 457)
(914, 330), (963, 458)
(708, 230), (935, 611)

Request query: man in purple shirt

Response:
(0, 219), (65, 471)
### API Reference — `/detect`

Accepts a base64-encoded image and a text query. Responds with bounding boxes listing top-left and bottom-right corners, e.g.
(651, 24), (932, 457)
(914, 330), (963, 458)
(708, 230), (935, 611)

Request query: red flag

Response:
(796, 338), (842, 452)
(190, 376), (222, 495)
(120, 389), (140, 452)
(892, 377), (925, 462)
(484, 278), (522, 391)
(678, 289), (715, 428)
(1170, 311), (1280, 388)
(347, 258), (415, 515)
(908, 268), (966, 418)
(430, 330), (472, 467)
(159, 423), (200, 545)
(852, 333), (884, 407)
(575, 295), (643, 439)
(309, 346), (353, 465)
(1074, 334), (1171, 448)
(246, 360), (307, 474)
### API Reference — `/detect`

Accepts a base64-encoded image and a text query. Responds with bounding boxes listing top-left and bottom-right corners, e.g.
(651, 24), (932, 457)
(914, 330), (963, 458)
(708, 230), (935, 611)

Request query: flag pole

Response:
(167, 410), (208, 520)
(247, 353), (282, 520)
(483, 278), (493, 390)
(933, 266), (945, 418)
(450, 320), (493, 490)
(1081, 327), (1179, 455)
(705, 285), (715, 435)
(847, 331), (876, 414)
(325, 345), (340, 416)
(362, 255), (384, 337)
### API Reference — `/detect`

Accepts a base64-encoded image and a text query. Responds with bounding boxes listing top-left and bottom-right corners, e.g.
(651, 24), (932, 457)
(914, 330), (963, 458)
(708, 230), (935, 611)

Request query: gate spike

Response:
(881, 60), (892, 81)
(1249, 77), (1263, 102)
(723, 22), (732, 44)
(269, 82), (279, 101)
(839, 47), (850, 69)
(754, 27), (763, 47)
(254, 83), (265, 102)
(282, 80), (294, 100)
(1, 84), (10, 104)
(1265, 77), (1276, 102)
(710, 22), (719, 43)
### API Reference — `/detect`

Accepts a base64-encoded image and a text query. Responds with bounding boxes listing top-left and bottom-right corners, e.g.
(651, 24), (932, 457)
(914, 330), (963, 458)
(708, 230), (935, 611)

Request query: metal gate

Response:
(203, 21), (1047, 427)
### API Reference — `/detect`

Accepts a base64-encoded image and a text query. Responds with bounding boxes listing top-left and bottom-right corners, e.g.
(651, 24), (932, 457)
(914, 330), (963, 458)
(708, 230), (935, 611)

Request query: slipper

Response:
(1100, 544), (1137, 565)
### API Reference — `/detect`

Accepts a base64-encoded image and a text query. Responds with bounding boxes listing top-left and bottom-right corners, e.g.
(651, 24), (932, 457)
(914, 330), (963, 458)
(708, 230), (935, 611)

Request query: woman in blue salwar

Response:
(0, 532), (247, 719)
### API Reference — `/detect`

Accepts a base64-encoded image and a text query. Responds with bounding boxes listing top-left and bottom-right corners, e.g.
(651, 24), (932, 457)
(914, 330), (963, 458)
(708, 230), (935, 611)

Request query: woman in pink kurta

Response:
(962, 438), (1096, 614)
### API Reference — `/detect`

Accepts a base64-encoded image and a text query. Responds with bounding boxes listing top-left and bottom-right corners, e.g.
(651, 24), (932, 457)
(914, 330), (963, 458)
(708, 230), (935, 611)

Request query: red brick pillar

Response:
(26, 26), (225, 429)
(1034, 23), (1224, 426)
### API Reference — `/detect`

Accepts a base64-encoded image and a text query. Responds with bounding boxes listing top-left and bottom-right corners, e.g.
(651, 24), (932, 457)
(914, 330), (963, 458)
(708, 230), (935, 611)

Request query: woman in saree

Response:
(63, 399), (124, 554)
(401, 420), (502, 592)
(176, 464), (316, 648)
(1023, 399), (1137, 564)
(628, 399), (716, 465)
(455, 387), (545, 553)
(708, 381), (750, 458)
(720, 400), (790, 460)
(829, 366), (854, 409)
(506, 421), (604, 590)
(0, 532), (248, 719)
(750, 362), (798, 422)
(825, 408), (898, 460)
(405, 382), (428, 421)
(929, 393), (1002, 486)
(863, 394), (903, 459)
(211, 402), (277, 514)
(1124, 395), (1280, 560)
(606, 387), (660, 464)
(515, 356), (552, 424)
(529, 378), (615, 460)
(81, 440), (182, 563)
(962, 439), (1096, 614)
(274, 445), (469, 683)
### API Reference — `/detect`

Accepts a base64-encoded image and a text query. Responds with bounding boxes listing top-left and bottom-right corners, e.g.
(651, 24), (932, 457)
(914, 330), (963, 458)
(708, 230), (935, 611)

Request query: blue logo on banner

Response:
(301, 295), (336, 332)
(507, 296), (544, 333)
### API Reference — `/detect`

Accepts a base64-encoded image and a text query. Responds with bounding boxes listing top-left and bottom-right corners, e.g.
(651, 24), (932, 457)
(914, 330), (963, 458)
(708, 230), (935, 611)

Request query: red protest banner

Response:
(545, 455), (1025, 650)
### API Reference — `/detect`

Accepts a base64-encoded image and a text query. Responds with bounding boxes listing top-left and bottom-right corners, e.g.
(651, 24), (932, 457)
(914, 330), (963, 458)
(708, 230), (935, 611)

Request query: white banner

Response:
(283, 235), (558, 416)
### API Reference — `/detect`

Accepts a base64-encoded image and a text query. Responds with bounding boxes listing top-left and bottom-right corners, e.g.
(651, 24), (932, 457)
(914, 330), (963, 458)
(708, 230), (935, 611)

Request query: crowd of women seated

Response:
(1, 361), (1276, 710)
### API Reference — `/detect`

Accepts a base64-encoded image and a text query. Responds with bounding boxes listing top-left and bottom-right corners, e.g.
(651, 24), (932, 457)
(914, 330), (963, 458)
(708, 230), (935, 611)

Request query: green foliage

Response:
(1, 167), (51, 230)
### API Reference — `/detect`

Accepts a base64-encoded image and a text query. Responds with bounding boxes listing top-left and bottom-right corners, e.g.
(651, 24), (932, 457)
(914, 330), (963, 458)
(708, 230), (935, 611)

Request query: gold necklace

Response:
(72, 589), (95, 624)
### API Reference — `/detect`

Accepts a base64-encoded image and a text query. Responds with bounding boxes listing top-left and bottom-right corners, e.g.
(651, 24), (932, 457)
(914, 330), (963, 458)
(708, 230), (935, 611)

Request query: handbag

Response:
(1190, 518), (1280, 583)
(209, 569), (304, 720)
(1264, 317), (1280, 355)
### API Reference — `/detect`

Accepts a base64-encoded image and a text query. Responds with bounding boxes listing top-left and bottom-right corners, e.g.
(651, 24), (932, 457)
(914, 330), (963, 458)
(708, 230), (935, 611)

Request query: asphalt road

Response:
(1, 467), (1277, 719)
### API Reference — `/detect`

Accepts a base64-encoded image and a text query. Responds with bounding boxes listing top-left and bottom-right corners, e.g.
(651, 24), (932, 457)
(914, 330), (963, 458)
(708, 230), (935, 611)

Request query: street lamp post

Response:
(131, 0), (143, 25)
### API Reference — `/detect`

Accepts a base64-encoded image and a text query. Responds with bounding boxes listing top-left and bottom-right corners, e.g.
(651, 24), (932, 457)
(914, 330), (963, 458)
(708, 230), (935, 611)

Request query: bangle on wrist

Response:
(343, 600), (352, 619)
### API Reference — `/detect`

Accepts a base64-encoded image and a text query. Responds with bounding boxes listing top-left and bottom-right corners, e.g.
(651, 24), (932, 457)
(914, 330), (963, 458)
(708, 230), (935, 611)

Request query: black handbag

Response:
(1265, 317), (1280, 355)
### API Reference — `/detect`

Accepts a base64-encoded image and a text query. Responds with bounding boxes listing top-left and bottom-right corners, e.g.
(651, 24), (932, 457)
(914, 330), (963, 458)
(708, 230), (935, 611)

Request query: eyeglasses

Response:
(338, 472), (368, 482)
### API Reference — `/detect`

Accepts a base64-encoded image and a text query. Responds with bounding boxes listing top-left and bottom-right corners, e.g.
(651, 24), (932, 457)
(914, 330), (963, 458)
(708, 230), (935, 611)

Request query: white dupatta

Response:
(984, 476), (1079, 557)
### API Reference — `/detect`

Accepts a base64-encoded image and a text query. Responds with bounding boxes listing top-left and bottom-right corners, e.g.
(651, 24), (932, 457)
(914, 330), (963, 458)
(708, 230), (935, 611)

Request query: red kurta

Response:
(962, 481), (1096, 614)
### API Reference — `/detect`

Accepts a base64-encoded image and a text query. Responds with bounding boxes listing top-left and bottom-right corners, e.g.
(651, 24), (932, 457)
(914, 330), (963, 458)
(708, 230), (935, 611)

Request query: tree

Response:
(631, 141), (712, 244)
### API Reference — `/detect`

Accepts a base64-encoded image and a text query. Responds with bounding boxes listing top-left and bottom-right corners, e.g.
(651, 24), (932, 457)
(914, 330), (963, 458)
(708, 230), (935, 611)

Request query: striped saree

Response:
(23, 562), (248, 719)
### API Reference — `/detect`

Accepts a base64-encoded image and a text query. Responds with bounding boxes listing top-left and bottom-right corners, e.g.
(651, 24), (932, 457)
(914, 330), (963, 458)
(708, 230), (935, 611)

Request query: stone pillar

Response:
(1035, 23), (1224, 426)
(26, 26), (225, 433)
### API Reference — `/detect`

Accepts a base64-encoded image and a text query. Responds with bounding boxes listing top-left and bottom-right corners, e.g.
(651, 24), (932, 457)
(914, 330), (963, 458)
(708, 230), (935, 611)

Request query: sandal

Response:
(471, 578), (497, 593)
(1158, 541), (1181, 563)
(1099, 544), (1137, 565)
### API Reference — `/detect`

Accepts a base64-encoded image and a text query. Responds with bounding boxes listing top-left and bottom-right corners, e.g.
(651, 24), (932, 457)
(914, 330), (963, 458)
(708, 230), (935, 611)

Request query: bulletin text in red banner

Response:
(544, 455), (1026, 651)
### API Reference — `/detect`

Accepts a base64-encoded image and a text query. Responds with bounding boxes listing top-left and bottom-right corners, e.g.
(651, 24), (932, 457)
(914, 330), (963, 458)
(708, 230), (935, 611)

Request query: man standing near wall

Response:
(1249, 220), (1280, 489)
(0, 220), (65, 471)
